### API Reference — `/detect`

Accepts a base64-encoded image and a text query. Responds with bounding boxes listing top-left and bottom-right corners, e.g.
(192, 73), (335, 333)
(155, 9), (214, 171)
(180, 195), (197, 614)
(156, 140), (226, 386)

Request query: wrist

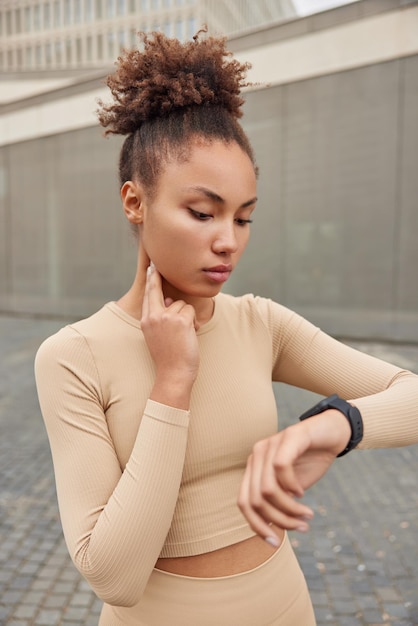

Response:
(150, 374), (194, 410)
(299, 394), (363, 457)
(305, 410), (352, 457)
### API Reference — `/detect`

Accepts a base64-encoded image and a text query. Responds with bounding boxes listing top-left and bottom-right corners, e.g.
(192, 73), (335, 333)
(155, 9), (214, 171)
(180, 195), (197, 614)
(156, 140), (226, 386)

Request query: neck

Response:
(116, 273), (215, 326)
(161, 278), (215, 325)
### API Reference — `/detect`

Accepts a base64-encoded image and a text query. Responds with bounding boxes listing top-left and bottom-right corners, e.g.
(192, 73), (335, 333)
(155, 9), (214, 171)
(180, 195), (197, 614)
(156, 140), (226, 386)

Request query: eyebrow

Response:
(185, 186), (257, 209)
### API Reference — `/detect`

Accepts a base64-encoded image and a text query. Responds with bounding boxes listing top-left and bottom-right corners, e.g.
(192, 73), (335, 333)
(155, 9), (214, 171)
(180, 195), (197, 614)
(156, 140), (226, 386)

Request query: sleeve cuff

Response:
(144, 399), (190, 428)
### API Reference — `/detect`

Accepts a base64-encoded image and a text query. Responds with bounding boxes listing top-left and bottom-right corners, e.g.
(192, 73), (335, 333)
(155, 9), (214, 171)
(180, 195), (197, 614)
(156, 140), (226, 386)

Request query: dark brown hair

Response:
(97, 30), (256, 197)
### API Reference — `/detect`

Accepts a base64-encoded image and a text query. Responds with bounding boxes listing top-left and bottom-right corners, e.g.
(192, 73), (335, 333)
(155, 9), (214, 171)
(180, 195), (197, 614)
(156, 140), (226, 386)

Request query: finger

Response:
(272, 454), (305, 499)
(239, 462), (312, 539)
(265, 443), (314, 521)
(238, 456), (280, 544)
(250, 440), (312, 525)
(165, 300), (199, 331)
(238, 456), (301, 542)
(143, 263), (165, 316)
(239, 449), (277, 538)
(271, 426), (312, 495)
(256, 493), (313, 532)
(162, 299), (192, 315)
(239, 438), (313, 524)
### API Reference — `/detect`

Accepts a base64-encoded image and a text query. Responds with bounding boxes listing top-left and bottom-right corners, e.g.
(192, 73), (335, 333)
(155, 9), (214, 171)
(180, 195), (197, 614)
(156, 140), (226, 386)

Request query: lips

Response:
(203, 265), (232, 283)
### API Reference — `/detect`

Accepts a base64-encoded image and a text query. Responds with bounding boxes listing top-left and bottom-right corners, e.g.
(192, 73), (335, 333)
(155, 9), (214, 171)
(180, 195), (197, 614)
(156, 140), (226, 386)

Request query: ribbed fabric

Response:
(35, 293), (418, 609)
(99, 533), (315, 626)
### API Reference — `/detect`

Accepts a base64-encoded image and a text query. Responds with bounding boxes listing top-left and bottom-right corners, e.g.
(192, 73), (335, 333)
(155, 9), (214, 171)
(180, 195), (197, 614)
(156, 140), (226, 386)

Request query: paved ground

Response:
(0, 314), (417, 626)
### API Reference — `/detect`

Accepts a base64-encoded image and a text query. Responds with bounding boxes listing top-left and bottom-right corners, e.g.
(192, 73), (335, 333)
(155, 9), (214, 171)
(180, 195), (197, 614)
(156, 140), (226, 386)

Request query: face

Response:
(139, 140), (257, 302)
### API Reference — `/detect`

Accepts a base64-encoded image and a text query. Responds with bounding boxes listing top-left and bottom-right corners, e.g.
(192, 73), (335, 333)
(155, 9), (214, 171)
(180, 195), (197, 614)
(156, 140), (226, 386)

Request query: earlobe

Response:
(121, 180), (145, 224)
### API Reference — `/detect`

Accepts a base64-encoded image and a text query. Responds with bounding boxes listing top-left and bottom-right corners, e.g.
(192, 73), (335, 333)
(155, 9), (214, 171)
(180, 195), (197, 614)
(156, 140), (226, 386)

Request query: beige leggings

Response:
(99, 533), (316, 626)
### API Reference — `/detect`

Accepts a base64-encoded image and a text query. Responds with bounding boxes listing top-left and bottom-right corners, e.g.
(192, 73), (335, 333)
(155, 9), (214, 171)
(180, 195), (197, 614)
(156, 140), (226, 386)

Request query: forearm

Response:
(36, 315), (196, 607)
(60, 400), (190, 607)
(353, 371), (418, 449)
(272, 317), (418, 450)
(150, 373), (194, 410)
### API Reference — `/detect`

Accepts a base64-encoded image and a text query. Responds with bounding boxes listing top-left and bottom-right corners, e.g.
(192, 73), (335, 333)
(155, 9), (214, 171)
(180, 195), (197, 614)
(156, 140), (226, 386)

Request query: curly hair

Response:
(97, 30), (256, 196)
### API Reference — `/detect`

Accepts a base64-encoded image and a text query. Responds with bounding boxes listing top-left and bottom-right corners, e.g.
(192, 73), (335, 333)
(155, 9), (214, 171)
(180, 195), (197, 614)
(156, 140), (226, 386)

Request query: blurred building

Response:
(0, 0), (296, 72)
(1, 0), (417, 342)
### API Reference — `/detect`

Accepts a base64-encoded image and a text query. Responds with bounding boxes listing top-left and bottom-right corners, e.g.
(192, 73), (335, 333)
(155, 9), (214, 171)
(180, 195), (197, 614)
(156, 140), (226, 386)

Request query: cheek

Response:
(238, 229), (251, 253)
(140, 218), (171, 253)
(140, 223), (196, 272)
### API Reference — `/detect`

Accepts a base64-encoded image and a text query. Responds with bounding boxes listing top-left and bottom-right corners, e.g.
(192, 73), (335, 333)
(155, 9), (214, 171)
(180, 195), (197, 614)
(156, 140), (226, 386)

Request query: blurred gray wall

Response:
(232, 54), (418, 341)
(0, 128), (134, 318)
(1, 3), (417, 342)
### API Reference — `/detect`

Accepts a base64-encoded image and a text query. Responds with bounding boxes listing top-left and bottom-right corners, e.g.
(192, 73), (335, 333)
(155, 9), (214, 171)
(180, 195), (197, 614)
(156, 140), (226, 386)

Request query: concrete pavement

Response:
(0, 314), (417, 626)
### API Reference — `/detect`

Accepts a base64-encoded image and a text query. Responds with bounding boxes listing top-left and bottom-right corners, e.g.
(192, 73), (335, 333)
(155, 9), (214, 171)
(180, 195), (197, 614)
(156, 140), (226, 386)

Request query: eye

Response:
(189, 209), (212, 221)
(235, 218), (253, 226)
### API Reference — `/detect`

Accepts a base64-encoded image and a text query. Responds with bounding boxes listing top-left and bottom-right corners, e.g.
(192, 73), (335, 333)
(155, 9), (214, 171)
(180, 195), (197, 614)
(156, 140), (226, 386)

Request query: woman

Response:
(35, 32), (418, 625)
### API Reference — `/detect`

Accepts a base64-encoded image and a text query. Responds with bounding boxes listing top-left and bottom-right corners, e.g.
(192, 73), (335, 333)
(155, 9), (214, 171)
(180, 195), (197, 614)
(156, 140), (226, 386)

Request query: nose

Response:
(211, 221), (239, 255)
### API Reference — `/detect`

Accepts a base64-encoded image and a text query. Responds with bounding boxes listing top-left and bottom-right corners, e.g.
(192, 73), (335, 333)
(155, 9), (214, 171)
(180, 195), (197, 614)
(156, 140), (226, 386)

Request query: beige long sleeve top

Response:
(35, 293), (418, 607)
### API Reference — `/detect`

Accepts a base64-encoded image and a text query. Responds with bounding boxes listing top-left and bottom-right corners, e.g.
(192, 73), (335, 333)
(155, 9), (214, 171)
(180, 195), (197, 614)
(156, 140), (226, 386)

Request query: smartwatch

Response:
(298, 394), (363, 457)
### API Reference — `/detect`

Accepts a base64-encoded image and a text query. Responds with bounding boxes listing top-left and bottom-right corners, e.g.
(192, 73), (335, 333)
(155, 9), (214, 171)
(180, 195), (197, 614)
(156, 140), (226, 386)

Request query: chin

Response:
(161, 273), (220, 295)
(188, 286), (223, 299)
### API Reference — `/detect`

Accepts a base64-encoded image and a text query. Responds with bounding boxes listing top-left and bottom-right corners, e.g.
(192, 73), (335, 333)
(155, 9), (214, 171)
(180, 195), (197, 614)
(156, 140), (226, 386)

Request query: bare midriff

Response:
(155, 525), (285, 577)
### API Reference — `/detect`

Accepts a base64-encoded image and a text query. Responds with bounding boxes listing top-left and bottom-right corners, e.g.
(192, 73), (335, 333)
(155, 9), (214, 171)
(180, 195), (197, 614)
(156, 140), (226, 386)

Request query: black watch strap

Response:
(299, 394), (363, 457)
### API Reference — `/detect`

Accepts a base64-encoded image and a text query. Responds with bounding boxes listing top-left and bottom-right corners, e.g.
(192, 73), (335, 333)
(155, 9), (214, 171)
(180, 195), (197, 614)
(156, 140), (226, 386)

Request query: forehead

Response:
(160, 140), (257, 197)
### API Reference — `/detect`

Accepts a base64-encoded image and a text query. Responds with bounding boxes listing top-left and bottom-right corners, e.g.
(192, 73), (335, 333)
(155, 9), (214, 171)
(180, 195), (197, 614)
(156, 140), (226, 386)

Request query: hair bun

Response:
(97, 31), (251, 136)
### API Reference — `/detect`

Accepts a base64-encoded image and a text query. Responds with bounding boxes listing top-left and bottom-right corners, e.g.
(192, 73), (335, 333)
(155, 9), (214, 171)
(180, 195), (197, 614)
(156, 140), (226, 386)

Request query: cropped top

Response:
(35, 293), (418, 606)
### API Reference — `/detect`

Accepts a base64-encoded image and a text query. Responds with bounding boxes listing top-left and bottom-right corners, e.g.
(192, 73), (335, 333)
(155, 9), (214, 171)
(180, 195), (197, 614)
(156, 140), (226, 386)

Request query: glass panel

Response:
(187, 16), (196, 39)
(45, 42), (53, 65)
(44, 3), (51, 28)
(74, 0), (82, 23)
(130, 28), (137, 46)
(85, 0), (94, 21)
(66, 39), (72, 63)
(55, 40), (63, 64)
(54, 1), (61, 26)
(96, 0), (103, 19)
(118, 28), (126, 50)
(163, 21), (171, 36)
(25, 6), (31, 31)
(107, 30), (115, 58)
(25, 46), (33, 67)
(64, 0), (72, 25)
(35, 44), (42, 65)
(34, 4), (41, 30)
(6, 10), (12, 35)
(117, 0), (127, 15)
(15, 9), (22, 33)
(97, 33), (103, 58)
(86, 35), (93, 60)
(76, 37), (82, 63)
(175, 18), (182, 39)
(107, 0), (115, 17)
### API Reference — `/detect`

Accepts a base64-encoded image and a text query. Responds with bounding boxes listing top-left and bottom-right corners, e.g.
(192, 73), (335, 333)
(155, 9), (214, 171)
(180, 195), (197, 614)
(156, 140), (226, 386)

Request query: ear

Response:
(121, 181), (146, 225)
